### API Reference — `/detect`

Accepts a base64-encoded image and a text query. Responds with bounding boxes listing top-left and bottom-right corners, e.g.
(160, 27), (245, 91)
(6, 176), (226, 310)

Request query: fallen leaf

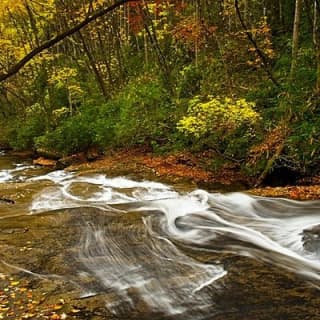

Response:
(53, 304), (63, 310)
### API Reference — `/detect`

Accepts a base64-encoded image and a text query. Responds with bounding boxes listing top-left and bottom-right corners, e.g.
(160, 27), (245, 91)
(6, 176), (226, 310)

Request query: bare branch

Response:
(234, 0), (281, 88)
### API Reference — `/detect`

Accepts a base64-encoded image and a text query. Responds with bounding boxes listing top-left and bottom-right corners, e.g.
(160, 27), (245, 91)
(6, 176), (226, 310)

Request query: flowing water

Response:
(0, 152), (320, 319)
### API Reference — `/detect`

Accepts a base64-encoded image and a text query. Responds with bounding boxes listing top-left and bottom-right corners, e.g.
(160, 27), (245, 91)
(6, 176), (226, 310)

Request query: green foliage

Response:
(35, 102), (117, 155)
(286, 110), (320, 173)
(26, 75), (176, 155)
(2, 0), (320, 181)
(113, 75), (173, 147)
(175, 64), (202, 98)
(177, 96), (260, 138)
(9, 115), (46, 150)
(35, 118), (92, 155)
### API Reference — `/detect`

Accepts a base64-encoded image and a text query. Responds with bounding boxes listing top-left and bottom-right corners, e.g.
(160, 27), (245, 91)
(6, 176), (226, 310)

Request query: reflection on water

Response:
(0, 152), (320, 318)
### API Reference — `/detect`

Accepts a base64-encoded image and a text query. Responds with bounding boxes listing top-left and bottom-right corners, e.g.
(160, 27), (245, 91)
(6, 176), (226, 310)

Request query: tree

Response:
(0, 0), (136, 82)
(314, 0), (320, 93)
(290, 0), (302, 79)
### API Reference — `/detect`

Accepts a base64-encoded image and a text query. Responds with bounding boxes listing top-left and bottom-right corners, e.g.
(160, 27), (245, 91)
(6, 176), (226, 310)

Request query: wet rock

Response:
(56, 153), (87, 169)
(0, 197), (15, 204)
(33, 157), (57, 167)
(0, 227), (28, 234)
(302, 225), (320, 254)
(36, 148), (62, 160)
(9, 150), (34, 158)
(0, 143), (12, 151)
(86, 147), (100, 161)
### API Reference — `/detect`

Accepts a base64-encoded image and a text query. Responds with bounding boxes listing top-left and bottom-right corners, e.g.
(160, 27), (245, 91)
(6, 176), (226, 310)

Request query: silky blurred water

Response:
(0, 152), (320, 318)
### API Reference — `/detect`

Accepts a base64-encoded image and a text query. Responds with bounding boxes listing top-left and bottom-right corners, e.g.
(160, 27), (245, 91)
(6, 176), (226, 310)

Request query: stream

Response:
(0, 152), (320, 319)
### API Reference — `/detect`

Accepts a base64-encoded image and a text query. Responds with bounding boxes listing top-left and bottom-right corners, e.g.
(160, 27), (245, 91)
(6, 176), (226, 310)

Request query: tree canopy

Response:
(1, 0), (320, 185)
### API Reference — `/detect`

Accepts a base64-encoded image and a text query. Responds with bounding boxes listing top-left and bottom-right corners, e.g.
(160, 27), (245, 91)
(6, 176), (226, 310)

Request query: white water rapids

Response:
(1, 156), (320, 318)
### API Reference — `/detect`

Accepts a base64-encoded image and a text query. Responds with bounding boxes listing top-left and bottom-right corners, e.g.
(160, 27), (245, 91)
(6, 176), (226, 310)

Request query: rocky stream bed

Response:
(1, 152), (320, 320)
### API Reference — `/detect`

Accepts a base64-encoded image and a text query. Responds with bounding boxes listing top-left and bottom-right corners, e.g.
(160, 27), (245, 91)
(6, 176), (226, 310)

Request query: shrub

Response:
(35, 102), (118, 155)
(9, 115), (46, 150)
(176, 96), (261, 160)
(114, 75), (173, 147)
(177, 96), (260, 138)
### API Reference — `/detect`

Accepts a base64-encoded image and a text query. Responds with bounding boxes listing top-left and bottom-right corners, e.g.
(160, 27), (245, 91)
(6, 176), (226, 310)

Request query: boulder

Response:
(302, 225), (320, 254)
(86, 147), (100, 161)
(36, 148), (62, 160)
(33, 157), (57, 167)
(56, 152), (87, 169)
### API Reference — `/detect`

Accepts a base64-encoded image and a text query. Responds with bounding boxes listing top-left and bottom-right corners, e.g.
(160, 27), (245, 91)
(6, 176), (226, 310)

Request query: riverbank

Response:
(5, 148), (320, 201)
(63, 148), (320, 201)
(66, 149), (250, 190)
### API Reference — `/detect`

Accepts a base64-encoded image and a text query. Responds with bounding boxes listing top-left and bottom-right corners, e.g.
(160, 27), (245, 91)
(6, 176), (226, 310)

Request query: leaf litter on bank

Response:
(250, 185), (320, 200)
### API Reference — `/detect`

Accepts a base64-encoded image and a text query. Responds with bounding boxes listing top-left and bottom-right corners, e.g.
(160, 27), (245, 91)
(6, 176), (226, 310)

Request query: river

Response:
(0, 152), (320, 319)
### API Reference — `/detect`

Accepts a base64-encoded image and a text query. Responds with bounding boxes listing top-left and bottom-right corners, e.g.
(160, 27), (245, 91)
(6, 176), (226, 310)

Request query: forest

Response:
(2, 2), (320, 319)
(0, 0), (319, 186)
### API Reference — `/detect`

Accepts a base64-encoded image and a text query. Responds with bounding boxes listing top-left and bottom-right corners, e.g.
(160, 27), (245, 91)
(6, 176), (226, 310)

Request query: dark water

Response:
(0, 152), (320, 319)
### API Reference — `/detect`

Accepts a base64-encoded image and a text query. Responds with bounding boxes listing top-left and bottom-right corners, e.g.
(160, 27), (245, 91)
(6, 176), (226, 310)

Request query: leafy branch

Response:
(234, 0), (281, 88)
(0, 0), (136, 82)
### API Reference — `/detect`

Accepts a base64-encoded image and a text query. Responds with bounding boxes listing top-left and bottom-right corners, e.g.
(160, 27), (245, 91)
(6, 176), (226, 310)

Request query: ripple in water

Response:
(3, 170), (320, 317)
(0, 155), (44, 182)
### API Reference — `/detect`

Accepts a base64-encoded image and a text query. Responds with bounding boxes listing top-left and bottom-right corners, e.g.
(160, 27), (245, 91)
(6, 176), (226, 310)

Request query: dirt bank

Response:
(65, 149), (320, 201)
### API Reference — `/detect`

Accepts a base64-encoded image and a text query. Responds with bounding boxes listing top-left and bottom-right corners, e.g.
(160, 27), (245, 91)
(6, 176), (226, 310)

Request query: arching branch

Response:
(234, 0), (281, 88)
(0, 0), (136, 82)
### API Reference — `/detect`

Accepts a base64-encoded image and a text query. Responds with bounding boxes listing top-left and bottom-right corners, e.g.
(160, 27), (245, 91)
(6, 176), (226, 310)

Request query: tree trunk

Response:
(77, 31), (110, 99)
(314, 0), (320, 93)
(243, 0), (249, 22)
(234, 0), (281, 87)
(290, 0), (302, 79)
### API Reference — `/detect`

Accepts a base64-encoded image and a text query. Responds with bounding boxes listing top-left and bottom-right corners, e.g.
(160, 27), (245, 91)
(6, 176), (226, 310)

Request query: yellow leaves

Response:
(178, 116), (206, 137)
(0, 274), (76, 320)
(53, 107), (69, 120)
(177, 96), (260, 138)
(246, 17), (277, 67)
(48, 68), (83, 98)
(0, 0), (25, 15)
(53, 304), (63, 311)
(67, 84), (84, 95)
(49, 67), (78, 86)
(0, 0), (57, 68)
(0, 0), (56, 20)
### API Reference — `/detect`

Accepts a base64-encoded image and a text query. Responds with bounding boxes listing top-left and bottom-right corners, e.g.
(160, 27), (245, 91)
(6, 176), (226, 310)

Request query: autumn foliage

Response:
(0, 0), (320, 185)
